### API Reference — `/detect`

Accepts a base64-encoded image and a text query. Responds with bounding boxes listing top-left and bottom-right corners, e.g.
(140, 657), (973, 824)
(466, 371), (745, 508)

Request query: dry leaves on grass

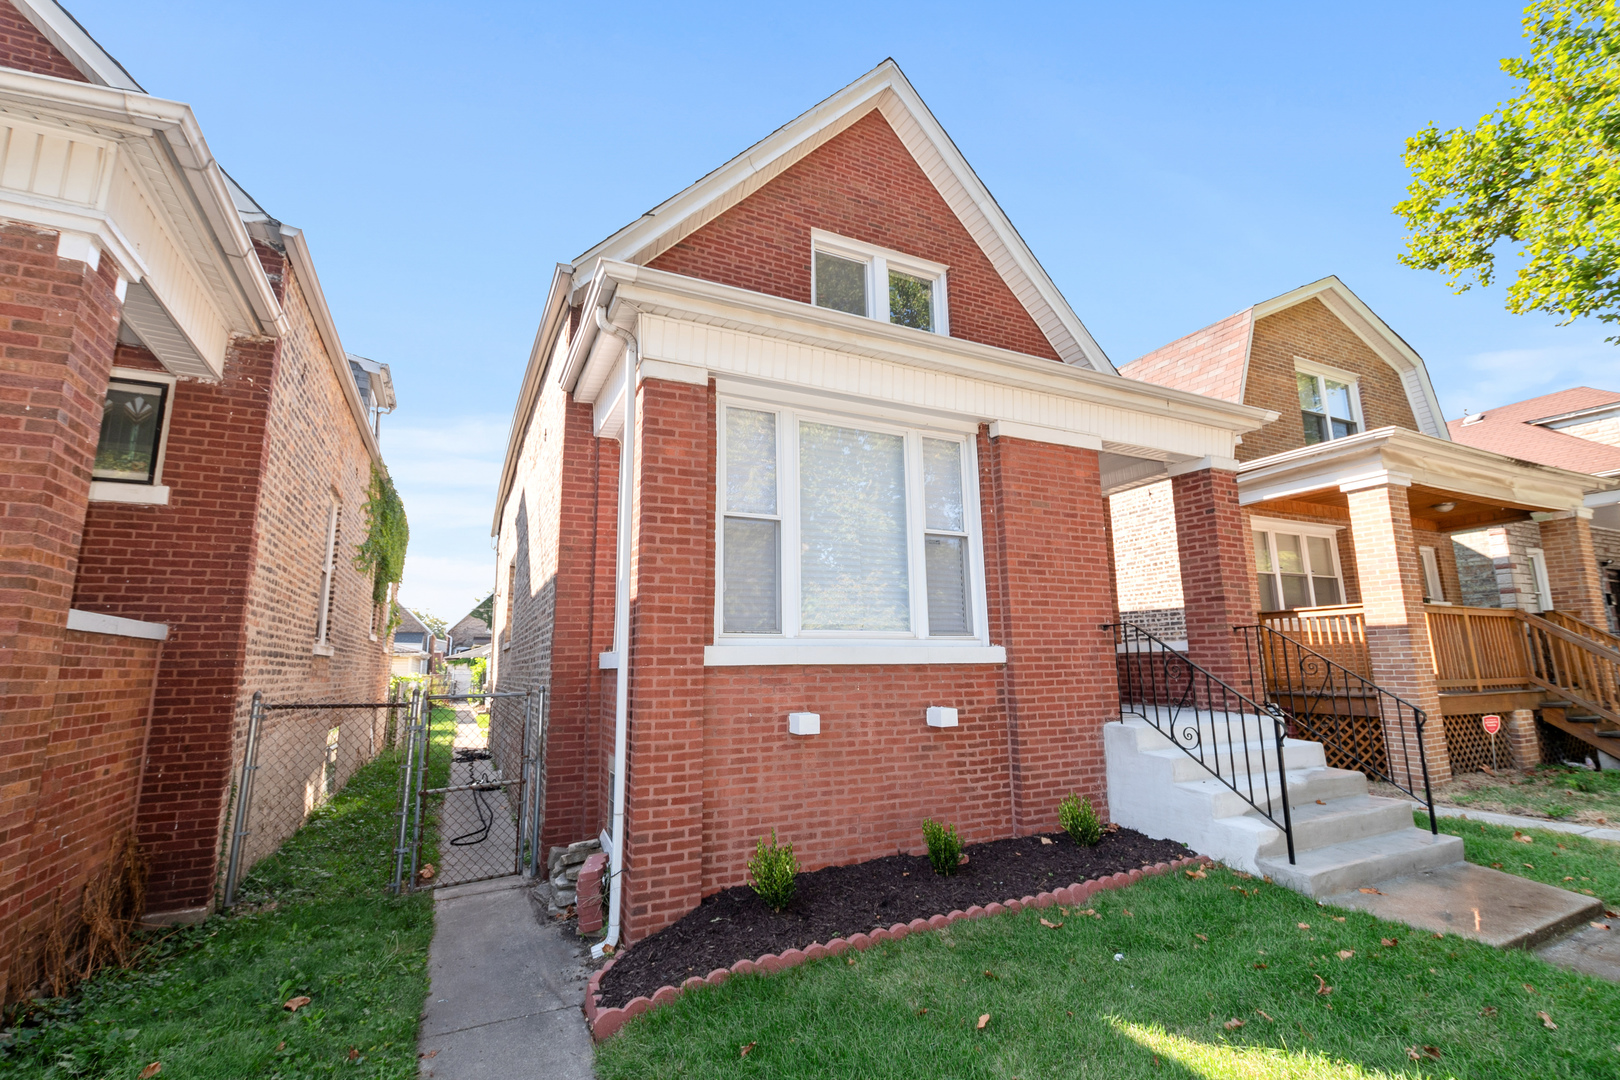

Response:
(1223, 1018), (1245, 1030)
(1406, 1046), (1442, 1061)
(1185, 869), (1206, 879)
(1256, 1009), (1274, 1022)
(1514, 832), (1534, 844)
(740, 1042), (756, 1057)
(1314, 975), (1333, 996)
(1480, 1006), (1497, 1018)
(1538, 1012), (1558, 1030)
(1381, 938), (1399, 947)
(283, 996), (311, 1012)
(1336, 950), (1355, 960)
(1195, 933), (1208, 942)
(347, 1049), (359, 1062)
(977, 1014), (991, 1030)
(1297, 923), (1311, 930)
(1039, 918), (1064, 929)
(418, 863), (436, 880)
(139, 1064), (161, 1079)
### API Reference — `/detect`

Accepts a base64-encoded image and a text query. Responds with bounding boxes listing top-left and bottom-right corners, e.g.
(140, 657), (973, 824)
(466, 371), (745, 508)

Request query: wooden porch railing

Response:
(1423, 605), (1531, 692)
(1257, 605), (1369, 680)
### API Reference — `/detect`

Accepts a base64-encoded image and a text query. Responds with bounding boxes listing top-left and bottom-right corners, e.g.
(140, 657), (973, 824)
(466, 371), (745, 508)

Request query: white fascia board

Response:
(568, 60), (1111, 373)
(10, 1), (143, 90)
(492, 263), (575, 536)
(279, 227), (382, 465)
(1528, 401), (1620, 427)
(1254, 275), (1449, 441)
(0, 69), (283, 336)
(579, 261), (1274, 435)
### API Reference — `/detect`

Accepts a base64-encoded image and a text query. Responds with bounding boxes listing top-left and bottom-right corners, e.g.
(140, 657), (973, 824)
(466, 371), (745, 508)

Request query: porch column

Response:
(1505, 709), (1540, 772)
(1343, 477), (1452, 785)
(1535, 510), (1608, 627)
(1169, 460), (1256, 690)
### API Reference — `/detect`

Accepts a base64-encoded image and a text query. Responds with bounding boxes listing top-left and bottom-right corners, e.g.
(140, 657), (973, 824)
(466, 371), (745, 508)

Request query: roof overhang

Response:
(491, 262), (574, 534)
(568, 60), (1112, 373)
(1237, 426), (1617, 515)
(0, 69), (285, 378)
(1253, 277), (1450, 441)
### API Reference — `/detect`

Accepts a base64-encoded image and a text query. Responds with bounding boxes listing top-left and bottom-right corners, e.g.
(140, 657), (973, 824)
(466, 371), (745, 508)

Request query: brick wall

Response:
(1537, 513), (1608, 627)
(1108, 480), (1185, 639)
(1556, 414), (1620, 447)
(0, 225), (124, 1002)
(0, 0), (88, 81)
(648, 110), (1061, 362)
(1451, 531), (1502, 606)
(1239, 299), (1421, 461)
(1595, 525), (1620, 632)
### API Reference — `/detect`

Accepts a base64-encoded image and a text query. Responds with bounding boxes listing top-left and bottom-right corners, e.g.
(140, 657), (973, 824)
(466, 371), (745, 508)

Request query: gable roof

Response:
(569, 59), (1111, 373)
(1447, 386), (1620, 476)
(1118, 276), (1449, 440)
(9, 0), (140, 89)
(394, 608), (430, 638)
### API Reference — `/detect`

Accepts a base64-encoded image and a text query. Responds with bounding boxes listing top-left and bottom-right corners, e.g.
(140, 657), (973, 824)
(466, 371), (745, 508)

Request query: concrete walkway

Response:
(1413, 801), (1620, 844)
(418, 876), (595, 1079)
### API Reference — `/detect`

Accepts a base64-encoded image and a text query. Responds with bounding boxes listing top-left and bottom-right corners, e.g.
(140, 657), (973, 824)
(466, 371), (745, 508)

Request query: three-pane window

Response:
(1297, 371), (1359, 445)
(810, 232), (948, 335)
(720, 403), (979, 640)
(1254, 527), (1344, 611)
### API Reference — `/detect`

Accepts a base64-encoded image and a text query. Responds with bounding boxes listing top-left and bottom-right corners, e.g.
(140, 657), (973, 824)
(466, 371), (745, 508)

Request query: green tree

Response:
(416, 610), (448, 638)
(1395, 0), (1620, 335)
(470, 591), (494, 626)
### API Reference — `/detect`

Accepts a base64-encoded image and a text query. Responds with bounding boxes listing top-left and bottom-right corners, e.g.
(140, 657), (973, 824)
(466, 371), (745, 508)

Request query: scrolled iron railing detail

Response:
(1108, 621), (1295, 864)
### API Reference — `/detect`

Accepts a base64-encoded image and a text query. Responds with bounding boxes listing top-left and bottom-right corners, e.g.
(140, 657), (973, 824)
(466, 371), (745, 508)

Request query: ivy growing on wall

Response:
(353, 464), (408, 607)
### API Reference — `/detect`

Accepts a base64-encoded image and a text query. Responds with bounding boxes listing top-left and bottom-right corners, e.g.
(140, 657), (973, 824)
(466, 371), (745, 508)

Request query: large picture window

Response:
(1253, 523), (1345, 612)
(810, 230), (949, 335)
(718, 401), (983, 645)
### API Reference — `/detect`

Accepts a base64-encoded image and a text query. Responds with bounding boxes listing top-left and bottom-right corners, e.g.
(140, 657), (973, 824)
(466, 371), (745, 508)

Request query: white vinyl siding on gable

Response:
(717, 400), (985, 651)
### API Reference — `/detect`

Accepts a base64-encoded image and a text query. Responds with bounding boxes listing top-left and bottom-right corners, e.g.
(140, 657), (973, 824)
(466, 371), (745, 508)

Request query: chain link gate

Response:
(392, 687), (546, 892)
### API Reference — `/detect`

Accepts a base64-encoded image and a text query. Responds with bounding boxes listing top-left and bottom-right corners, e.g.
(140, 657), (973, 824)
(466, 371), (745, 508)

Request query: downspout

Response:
(592, 304), (636, 959)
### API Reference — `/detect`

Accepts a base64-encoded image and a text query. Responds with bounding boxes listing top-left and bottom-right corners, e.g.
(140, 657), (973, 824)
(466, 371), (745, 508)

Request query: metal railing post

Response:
(223, 691), (265, 908)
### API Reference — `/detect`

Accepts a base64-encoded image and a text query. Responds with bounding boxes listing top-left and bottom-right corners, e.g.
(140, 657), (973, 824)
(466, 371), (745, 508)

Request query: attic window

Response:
(810, 231), (949, 335)
(1295, 362), (1361, 445)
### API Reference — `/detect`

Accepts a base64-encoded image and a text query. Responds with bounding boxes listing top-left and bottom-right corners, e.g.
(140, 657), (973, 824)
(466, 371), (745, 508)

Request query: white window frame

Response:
(1419, 545), (1447, 604)
(810, 229), (950, 335)
(313, 501), (339, 656)
(89, 366), (177, 506)
(710, 393), (1001, 666)
(1526, 548), (1554, 613)
(1250, 516), (1348, 612)
(1293, 357), (1364, 446)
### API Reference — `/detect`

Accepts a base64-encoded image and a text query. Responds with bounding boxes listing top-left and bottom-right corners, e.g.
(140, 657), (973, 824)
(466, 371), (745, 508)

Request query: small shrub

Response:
(1060, 793), (1103, 846)
(748, 830), (799, 911)
(1544, 803), (1574, 820)
(922, 819), (963, 876)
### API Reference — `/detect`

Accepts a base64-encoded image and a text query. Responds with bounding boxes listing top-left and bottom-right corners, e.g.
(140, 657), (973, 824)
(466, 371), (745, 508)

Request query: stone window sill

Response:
(89, 481), (170, 505)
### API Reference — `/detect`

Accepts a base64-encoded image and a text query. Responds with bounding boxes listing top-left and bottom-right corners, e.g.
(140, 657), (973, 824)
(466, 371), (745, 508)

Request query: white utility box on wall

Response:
(926, 706), (958, 728)
(787, 712), (821, 736)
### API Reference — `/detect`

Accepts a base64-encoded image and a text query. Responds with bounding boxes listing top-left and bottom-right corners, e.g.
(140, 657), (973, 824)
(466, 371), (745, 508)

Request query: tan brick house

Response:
(0, 0), (394, 1002)
(1114, 277), (1619, 780)
(492, 61), (1277, 948)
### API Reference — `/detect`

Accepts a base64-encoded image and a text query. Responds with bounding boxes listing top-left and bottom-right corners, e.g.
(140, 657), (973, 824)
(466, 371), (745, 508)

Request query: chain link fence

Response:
(221, 688), (411, 907)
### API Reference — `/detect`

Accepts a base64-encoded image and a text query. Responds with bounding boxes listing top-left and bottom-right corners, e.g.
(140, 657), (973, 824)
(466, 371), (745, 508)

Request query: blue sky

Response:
(66, 0), (1616, 622)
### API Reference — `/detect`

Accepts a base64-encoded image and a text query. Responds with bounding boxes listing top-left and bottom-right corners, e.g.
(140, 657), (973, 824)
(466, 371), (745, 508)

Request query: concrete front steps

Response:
(1105, 711), (1462, 894)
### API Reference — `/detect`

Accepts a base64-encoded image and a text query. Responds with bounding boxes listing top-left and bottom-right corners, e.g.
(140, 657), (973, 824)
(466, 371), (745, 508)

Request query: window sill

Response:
(89, 481), (170, 505)
(703, 644), (1006, 667)
(312, 643), (335, 657)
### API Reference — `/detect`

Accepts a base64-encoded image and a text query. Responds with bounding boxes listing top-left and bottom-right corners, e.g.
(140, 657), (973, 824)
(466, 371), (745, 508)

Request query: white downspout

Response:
(592, 304), (636, 959)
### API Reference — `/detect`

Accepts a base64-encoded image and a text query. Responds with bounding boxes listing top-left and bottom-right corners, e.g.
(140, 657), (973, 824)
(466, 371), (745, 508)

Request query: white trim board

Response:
(66, 608), (168, 640)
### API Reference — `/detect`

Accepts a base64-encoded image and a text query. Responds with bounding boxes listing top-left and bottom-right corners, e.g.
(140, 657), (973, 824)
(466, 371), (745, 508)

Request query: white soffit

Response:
(120, 281), (212, 377)
(1253, 276), (1449, 441)
(568, 60), (1113, 373)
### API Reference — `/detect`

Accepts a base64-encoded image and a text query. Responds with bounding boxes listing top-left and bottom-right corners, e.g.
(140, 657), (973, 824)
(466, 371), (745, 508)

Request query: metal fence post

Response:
(391, 686), (422, 894)
(407, 688), (430, 889)
(222, 691), (265, 908)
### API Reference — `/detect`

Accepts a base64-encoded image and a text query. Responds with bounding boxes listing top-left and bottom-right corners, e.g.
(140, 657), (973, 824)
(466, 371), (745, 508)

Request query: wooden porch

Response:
(1255, 604), (1620, 758)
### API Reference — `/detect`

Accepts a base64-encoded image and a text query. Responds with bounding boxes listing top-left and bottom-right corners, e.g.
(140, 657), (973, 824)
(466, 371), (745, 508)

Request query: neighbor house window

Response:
(94, 376), (170, 484)
(1296, 366), (1361, 445)
(1526, 548), (1553, 612)
(1253, 523), (1345, 611)
(810, 230), (949, 335)
(1419, 546), (1445, 603)
(314, 502), (340, 653)
(717, 401), (982, 640)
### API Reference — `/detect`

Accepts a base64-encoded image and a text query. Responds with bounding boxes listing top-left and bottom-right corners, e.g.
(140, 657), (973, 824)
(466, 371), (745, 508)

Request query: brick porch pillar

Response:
(0, 227), (124, 1002)
(1343, 477), (1452, 785)
(1169, 460), (1256, 692)
(1536, 510), (1608, 627)
(621, 375), (713, 944)
(1504, 709), (1539, 771)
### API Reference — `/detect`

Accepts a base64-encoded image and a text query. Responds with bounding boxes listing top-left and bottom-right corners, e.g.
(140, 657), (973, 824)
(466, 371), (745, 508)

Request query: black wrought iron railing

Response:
(1235, 624), (1437, 834)
(1108, 622), (1295, 864)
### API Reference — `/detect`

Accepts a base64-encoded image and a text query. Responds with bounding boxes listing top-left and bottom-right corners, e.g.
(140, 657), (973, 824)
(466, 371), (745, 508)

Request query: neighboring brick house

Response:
(492, 61), (1276, 946)
(0, 0), (392, 1002)
(446, 608), (492, 656)
(1444, 387), (1620, 633)
(1115, 278), (1617, 778)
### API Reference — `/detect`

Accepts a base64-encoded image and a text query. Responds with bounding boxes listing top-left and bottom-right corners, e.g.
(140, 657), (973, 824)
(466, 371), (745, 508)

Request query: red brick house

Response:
(1112, 278), (1619, 787)
(491, 61), (1276, 947)
(0, 0), (393, 1002)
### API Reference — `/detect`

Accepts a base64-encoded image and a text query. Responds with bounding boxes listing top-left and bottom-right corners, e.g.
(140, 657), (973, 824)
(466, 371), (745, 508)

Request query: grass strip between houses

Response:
(595, 860), (1620, 1079)
(0, 715), (454, 1080)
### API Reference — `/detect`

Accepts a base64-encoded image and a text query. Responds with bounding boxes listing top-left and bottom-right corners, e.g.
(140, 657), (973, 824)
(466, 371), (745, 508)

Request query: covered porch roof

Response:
(1235, 427), (1618, 530)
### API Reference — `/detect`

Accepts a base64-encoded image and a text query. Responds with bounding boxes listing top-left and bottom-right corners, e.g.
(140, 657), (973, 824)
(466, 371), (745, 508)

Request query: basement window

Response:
(811, 231), (949, 334)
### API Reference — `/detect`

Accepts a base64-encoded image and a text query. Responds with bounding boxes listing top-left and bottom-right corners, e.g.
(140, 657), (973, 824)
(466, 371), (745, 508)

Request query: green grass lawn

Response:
(595, 863), (1620, 1079)
(1419, 811), (1619, 908)
(0, 727), (450, 1080)
(1426, 765), (1620, 825)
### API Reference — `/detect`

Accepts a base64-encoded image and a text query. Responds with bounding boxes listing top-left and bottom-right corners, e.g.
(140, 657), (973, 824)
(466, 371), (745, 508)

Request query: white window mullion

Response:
(872, 255), (888, 321)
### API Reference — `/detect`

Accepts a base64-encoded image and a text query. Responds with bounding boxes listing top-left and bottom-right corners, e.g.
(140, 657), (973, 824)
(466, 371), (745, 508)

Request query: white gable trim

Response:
(10, 0), (143, 90)
(568, 61), (1112, 373)
(1252, 276), (1449, 441)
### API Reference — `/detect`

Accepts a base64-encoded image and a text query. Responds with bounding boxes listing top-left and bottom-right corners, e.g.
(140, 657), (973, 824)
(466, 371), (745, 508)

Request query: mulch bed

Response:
(597, 826), (1191, 1008)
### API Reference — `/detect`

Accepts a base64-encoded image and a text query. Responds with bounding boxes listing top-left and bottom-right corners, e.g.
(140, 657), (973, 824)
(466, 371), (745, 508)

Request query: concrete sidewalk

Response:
(418, 876), (595, 1079)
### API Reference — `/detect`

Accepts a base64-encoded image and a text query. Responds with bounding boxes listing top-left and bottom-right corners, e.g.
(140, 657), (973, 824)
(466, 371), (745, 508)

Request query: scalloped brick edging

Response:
(582, 853), (1211, 1040)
